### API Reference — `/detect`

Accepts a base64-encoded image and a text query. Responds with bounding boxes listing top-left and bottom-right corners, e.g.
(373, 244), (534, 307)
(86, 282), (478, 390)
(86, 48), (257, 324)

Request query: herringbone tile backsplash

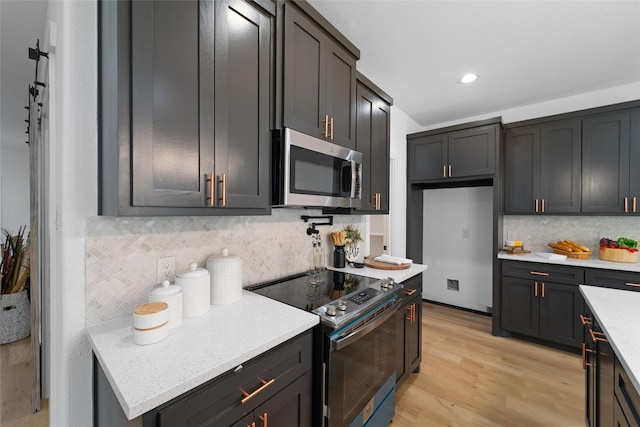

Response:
(85, 210), (364, 325)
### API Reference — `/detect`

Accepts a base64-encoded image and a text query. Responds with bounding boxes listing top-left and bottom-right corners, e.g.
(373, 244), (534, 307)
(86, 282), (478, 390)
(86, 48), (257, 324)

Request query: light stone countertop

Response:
(580, 285), (640, 395)
(327, 262), (428, 283)
(86, 290), (319, 420)
(498, 251), (640, 273)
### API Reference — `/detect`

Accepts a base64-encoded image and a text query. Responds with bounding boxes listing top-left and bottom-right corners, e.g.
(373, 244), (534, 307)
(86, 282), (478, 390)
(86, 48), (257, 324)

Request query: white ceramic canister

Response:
(176, 262), (211, 317)
(149, 280), (183, 329)
(206, 248), (242, 304)
(133, 302), (169, 345)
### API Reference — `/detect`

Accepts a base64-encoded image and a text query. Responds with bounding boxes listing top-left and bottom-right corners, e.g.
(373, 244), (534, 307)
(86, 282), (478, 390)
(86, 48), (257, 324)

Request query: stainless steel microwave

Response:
(272, 128), (363, 209)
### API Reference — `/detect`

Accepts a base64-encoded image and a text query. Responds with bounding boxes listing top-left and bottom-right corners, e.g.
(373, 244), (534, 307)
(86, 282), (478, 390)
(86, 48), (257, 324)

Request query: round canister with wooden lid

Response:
(176, 262), (210, 317)
(207, 248), (242, 304)
(133, 302), (169, 345)
(149, 280), (183, 329)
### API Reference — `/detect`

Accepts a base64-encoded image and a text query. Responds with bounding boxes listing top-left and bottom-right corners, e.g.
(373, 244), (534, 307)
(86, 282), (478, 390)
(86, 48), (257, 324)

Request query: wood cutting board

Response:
(364, 256), (411, 270)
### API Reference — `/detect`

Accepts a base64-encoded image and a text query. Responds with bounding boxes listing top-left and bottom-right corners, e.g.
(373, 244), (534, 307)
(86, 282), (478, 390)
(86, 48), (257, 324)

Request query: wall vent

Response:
(447, 279), (459, 291)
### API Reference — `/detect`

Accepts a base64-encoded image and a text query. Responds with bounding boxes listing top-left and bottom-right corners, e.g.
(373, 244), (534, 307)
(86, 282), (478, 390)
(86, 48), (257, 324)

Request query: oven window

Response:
(327, 313), (396, 427)
(290, 146), (350, 196)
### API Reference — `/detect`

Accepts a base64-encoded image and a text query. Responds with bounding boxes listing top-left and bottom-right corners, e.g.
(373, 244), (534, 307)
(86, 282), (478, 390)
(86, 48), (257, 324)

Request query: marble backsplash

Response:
(504, 215), (640, 252)
(85, 209), (364, 325)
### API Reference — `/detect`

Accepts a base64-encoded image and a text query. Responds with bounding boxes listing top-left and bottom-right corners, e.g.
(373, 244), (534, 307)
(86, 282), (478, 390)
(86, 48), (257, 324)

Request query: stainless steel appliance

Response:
(272, 128), (363, 209)
(249, 271), (402, 427)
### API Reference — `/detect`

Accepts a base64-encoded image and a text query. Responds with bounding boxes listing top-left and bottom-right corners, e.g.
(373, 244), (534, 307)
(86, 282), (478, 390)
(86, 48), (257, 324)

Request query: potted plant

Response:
(343, 224), (363, 263)
(1, 226), (31, 344)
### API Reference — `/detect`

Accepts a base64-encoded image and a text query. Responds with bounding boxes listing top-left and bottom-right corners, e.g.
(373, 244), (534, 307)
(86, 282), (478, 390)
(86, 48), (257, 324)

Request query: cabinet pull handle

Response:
(535, 199), (539, 213)
(580, 314), (593, 326)
(448, 164), (452, 177)
(625, 196), (629, 213)
(405, 305), (412, 322)
(541, 282), (545, 298)
(582, 343), (594, 369)
(330, 117), (334, 140)
(240, 378), (275, 404)
(634, 196), (637, 213)
(404, 288), (417, 296)
(322, 115), (329, 138)
(589, 329), (608, 343)
(443, 165), (447, 178)
(625, 282), (640, 288)
(206, 172), (215, 206)
(218, 173), (226, 207)
(376, 193), (381, 210)
(530, 271), (549, 277)
(534, 282), (538, 297)
(259, 412), (268, 427)
(541, 198), (545, 213)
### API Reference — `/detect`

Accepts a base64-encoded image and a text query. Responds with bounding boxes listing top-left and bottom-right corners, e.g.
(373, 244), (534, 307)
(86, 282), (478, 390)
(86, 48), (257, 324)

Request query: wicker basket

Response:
(0, 290), (31, 344)
(551, 248), (592, 259)
(599, 248), (639, 263)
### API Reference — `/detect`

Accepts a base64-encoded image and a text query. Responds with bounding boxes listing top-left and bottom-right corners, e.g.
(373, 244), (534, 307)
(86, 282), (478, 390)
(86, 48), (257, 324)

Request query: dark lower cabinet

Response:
(395, 275), (422, 385)
(94, 330), (313, 426)
(615, 357), (640, 427)
(99, 0), (273, 216)
(501, 261), (583, 348)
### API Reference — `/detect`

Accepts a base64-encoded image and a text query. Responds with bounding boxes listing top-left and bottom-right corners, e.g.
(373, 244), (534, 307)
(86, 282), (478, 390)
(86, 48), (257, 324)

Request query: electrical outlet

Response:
(157, 256), (176, 284)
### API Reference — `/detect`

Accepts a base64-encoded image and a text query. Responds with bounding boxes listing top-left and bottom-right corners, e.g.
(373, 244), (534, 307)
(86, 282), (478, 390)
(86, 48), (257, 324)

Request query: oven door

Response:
(325, 302), (397, 427)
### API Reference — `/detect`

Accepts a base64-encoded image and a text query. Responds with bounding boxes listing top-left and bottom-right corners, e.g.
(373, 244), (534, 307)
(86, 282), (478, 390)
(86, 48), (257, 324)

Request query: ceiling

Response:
(1, 1), (639, 152)
(308, 0), (640, 128)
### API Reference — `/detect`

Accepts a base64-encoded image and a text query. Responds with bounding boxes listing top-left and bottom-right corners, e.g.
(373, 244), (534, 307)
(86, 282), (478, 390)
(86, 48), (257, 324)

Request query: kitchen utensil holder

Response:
(334, 246), (345, 268)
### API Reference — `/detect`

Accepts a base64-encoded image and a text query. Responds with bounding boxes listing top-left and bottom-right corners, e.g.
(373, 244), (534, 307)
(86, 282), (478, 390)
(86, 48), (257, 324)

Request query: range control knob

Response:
(337, 301), (348, 311)
(326, 304), (337, 316)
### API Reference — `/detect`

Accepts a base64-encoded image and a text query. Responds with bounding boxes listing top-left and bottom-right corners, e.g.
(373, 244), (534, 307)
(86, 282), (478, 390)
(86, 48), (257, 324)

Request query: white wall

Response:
(0, 146), (30, 233)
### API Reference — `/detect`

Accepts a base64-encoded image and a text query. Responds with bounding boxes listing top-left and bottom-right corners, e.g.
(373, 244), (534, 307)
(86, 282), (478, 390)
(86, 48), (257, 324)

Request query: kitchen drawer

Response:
(501, 260), (584, 285)
(615, 357), (640, 427)
(585, 269), (640, 292)
(400, 275), (422, 302)
(145, 330), (312, 427)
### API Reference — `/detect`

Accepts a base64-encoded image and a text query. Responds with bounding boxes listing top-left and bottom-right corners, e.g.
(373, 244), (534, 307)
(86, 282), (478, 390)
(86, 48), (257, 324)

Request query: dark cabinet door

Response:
(283, 4), (325, 140)
(501, 277), (539, 337)
(355, 82), (390, 214)
(538, 282), (582, 347)
(325, 38), (356, 149)
(582, 111), (631, 213)
(539, 119), (582, 213)
(131, 0), (213, 207)
(395, 294), (422, 385)
(247, 371), (312, 427)
(214, 0), (272, 209)
(407, 134), (447, 181)
(630, 109), (640, 213)
(283, 4), (356, 149)
(598, 334), (615, 427)
(448, 125), (496, 178)
(504, 126), (539, 213)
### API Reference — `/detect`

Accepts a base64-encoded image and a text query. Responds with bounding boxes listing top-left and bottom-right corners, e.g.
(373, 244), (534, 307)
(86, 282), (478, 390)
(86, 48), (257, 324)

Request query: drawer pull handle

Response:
(589, 329), (608, 343)
(625, 282), (640, 288)
(259, 412), (268, 427)
(240, 378), (275, 404)
(530, 271), (549, 277)
(580, 315), (593, 326)
(404, 288), (417, 296)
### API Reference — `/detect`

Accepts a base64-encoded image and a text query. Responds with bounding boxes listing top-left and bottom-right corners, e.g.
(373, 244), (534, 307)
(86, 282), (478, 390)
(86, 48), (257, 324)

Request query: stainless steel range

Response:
(249, 270), (402, 427)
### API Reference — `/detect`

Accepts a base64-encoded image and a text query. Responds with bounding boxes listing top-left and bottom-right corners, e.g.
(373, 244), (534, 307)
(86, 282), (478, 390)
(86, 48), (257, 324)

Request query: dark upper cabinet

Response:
(99, 0), (273, 216)
(283, 3), (357, 149)
(582, 108), (640, 215)
(355, 75), (392, 214)
(504, 119), (581, 214)
(407, 123), (497, 182)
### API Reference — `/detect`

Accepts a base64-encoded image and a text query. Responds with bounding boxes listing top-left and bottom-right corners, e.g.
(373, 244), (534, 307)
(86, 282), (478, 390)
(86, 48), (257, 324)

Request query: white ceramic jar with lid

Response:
(176, 262), (210, 317)
(149, 280), (183, 329)
(207, 248), (242, 304)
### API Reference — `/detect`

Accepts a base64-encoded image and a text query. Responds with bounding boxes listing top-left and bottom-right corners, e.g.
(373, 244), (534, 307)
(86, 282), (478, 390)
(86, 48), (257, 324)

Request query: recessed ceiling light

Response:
(459, 73), (479, 84)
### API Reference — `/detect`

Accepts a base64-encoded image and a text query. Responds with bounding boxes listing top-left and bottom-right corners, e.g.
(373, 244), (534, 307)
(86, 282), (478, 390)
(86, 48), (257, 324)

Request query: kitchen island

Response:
(86, 290), (318, 421)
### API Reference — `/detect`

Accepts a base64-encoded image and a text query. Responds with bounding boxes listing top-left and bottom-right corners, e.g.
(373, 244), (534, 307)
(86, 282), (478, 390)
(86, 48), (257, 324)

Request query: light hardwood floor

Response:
(394, 302), (584, 427)
(1, 337), (48, 427)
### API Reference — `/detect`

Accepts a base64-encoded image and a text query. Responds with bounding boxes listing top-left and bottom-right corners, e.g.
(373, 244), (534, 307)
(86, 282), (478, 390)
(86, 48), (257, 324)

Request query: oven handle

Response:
(330, 299), (398, 351)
